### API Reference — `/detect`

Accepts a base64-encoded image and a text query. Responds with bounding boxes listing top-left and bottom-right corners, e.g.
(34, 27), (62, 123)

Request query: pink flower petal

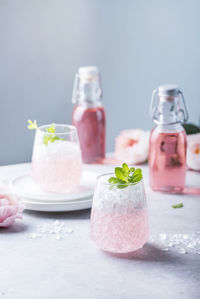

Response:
(187, 133), (200, 171)
(0, 190), (24, 228)
(0, 198), (9, 206)
(115, 129), (150, 164)
(0, 215), (18, 227)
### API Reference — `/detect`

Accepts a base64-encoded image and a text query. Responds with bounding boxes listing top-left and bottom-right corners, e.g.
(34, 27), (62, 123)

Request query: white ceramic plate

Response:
(21, 197), (93, 212)
(8, 170), (100, 212)
(9, 170), (98, 202)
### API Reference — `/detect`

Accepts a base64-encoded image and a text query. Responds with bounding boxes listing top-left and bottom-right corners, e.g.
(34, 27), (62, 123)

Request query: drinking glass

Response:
(32, 124), (82, 193)
(90, 173), (149, 254)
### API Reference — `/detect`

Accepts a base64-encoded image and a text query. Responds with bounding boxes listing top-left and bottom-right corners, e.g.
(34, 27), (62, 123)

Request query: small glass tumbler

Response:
(90, 174), (149, 254)
(32, 124), (82, 193)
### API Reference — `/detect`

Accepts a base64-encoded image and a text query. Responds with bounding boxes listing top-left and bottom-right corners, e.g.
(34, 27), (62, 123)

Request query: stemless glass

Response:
(90, 174), (149, 254)
(31, 124), (82, 193)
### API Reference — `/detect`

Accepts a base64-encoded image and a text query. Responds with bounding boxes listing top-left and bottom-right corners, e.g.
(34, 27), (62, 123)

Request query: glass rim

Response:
(38, 124), (77, 135)
(96, 172), (143, 186)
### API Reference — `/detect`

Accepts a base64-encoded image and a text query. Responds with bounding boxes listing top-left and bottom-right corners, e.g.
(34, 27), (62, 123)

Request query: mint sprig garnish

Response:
(108, 163), (143, 189)
(27, 120), (65, 146)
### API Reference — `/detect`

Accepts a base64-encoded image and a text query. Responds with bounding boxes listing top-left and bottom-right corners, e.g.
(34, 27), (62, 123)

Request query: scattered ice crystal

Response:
(159, 233), (167, 241)
(27, 220), (74, 241)
(150, 232), (200, 255)
(178, 248), (186, 254)
(55, 234), (61, 240)
(65, 228), (73, 234)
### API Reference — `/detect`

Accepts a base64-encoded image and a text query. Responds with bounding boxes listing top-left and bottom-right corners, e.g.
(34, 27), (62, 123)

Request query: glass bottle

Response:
(72, 66), (106, 163)
(149, 84), (188, 193)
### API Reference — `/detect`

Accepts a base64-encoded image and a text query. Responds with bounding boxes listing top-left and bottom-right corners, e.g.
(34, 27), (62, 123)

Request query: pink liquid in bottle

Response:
(149, 129), (187, 193)
(72, 104), (105, 163)
(72, 66), (106, 163)
(149, 84), (188, 193)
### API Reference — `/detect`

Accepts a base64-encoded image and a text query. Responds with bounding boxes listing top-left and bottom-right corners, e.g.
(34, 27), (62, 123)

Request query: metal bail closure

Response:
(72, 66), (102, 104)
(149, 84), (189, 125)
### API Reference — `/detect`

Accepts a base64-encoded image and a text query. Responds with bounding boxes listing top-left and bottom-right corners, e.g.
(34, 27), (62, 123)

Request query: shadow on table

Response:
(0, 222), (28, 234)
(103, 243), (183, 265)
(24, 208), (91, 220)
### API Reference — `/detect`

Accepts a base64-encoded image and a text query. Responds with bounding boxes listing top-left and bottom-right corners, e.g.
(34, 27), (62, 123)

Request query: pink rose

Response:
(115, 129), (150, 164)
(187, 133), (200, 171)
(0, 186), (24, 228)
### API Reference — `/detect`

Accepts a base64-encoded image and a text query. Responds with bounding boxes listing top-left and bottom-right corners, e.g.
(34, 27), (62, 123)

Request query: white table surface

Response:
(0, 163), (200, 299)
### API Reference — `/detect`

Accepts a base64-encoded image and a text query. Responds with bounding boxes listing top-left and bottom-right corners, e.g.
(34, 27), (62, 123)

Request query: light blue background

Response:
(0, 0), (200, 165)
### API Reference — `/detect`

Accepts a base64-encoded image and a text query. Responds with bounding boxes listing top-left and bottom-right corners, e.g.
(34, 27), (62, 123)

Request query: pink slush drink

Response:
(90, 175), (149, 254)
(32, 128), (82, 193)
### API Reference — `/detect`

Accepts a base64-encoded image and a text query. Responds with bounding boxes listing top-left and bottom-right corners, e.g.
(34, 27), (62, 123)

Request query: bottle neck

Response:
(72, 73), (102, 104)
(76, 100), (102, 109)
(154, 122), (184, 133)
(154, 96), (181, 125)
(150, 88), (189, 125)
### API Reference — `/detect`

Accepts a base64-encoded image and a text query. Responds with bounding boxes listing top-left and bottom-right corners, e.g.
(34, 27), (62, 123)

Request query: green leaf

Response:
(108, 163), (143, 189)
(27, 120), (38, 130)
(117, 183), (129, 189)
(131, 169), (142, 182)
(27, 120), (65, 145)
(43, 134), (64, 146)
(108, 177), (119, 184)
(46, 125), (55, 133)
(172, 203), (184, 209)
(43, 135), (49, 145)
(183, 123), (200, 135)
(115, 167), (126, 181)
(122, 163), (129, 176)
(129, 167), (135, 174)
(129, 174), (142, 183)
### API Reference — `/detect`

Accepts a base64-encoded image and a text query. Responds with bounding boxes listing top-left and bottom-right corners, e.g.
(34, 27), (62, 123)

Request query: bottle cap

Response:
(72, 66), (102, 103)
(158, 84), (179, 97)
(150, 84), (189, 124)
(78, 66), (99, 80)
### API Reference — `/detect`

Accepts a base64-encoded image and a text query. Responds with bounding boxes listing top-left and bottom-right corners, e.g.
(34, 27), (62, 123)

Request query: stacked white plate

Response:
(9, 170), (99, 212)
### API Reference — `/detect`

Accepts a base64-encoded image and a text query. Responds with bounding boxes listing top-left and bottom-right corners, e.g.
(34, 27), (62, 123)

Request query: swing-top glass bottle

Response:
(72, 66), (106, 163)
(149, 84), (188, 193)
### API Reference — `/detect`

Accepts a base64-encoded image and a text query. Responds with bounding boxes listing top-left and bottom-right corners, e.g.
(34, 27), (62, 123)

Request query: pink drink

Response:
(32, 136), (82, 193)
(72, 104), (105, 163)
(149, 130), (187, 193)
(32, 154), (82, 193)
(90, 209), (148, 253)
(90, 174), (148, 254)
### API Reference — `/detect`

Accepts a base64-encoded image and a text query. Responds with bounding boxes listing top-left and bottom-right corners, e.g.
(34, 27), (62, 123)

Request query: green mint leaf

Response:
(131, 169), (142, 180)
(117, 182), (129, 189)
(43, 135), (49, 145)
(115, 167), (127, 181)
(172, 203), (184, 209)
(129, 167), (135, 174)
(27, 120), (65, 145)
(50, 136), (60, 142)
(108, 176), (128, 190)
(108, 177), (119, 184)
(122, 163), (129, 176)
(27, 120), (38, 130)
(46, 125), (55, 133)
(43, 134), (65, 146)
(109, 163), (143, 189)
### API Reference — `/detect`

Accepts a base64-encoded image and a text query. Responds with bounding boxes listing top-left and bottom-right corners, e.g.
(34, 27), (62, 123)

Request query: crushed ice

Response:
(149, 232), (200, 255)
(27, 220), (200, 255)
(28, 220), (74, 241)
